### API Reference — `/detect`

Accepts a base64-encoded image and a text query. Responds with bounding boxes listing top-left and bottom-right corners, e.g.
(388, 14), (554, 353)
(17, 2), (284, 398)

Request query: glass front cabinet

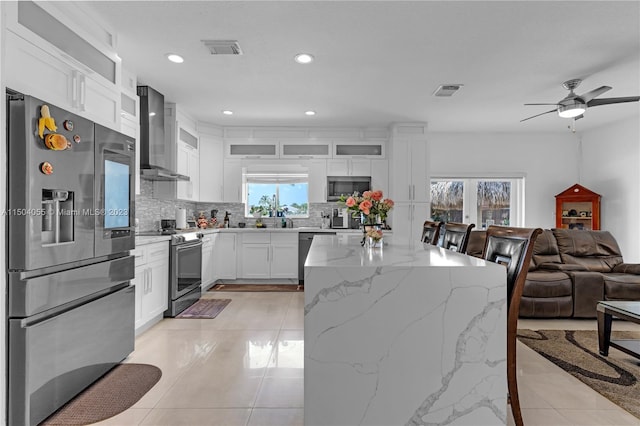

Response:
(555, 183), (601, 231)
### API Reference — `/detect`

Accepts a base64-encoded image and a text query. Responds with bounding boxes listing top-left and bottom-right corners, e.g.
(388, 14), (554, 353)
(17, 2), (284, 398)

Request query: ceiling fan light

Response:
(558, 102), (586, 118)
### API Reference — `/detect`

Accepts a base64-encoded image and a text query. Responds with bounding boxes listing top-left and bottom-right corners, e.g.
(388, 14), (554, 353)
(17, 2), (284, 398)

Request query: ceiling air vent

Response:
(433, 84), (463, 97)
(202, 40), (243, 55)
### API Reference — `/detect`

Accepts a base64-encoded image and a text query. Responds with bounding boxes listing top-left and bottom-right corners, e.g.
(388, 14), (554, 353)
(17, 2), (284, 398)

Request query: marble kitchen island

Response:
(304, 234), (507, 426)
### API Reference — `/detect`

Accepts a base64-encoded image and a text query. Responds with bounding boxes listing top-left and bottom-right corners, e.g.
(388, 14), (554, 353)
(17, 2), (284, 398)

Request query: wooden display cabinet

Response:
(555, 183), (601, 230)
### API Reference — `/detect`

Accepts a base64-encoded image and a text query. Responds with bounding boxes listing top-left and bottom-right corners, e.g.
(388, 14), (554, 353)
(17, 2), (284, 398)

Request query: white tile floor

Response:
(94, 293), (640, 425)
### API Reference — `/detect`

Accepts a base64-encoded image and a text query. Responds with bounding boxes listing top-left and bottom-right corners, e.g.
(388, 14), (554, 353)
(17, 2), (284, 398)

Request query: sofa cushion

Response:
(612, 263), (640, 275)
(602, 273), (640, 300)
(520, 296), (573, 318)
(523, 271), (572, 298)
(552, 229), (624, 272)
(530, 229), (562, 269)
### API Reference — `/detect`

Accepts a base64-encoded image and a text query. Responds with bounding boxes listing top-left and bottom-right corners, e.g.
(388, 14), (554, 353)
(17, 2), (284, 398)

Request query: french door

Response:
(430, 178), (524, 228)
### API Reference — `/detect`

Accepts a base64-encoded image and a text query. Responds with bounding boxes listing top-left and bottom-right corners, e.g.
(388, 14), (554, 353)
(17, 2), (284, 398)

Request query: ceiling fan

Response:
(521, 78), (640, 122)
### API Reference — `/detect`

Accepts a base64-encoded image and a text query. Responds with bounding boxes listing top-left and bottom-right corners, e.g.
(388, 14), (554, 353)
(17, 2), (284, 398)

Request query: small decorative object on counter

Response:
(197, 211), (208, 229)
(223, 211), (230, 228)
(281, 218), (287, 228)
(365, 227), (384, 248)
(338, 189), (394, 247)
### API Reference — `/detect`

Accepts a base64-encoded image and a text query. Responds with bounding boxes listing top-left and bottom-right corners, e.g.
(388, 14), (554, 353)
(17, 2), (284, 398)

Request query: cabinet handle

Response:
(408, 185), (412, 200)
(71, 71), (79, 108)
(79, 74), (86, 112)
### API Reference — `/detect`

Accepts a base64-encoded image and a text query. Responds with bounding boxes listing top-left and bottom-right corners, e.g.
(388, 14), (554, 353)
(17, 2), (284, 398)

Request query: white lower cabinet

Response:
(133, 241), (169, 333)
(201, 235), (215, 288)
(391, 202), (430, 248)
(240, 232), (298, 279)
(213, 233), (237, 280)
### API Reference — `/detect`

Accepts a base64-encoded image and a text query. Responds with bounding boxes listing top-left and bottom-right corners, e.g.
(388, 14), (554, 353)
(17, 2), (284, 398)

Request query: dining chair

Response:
(437, 222), (475, 253)
(421, 220), (441, 244)
(483, 225), (543, 426)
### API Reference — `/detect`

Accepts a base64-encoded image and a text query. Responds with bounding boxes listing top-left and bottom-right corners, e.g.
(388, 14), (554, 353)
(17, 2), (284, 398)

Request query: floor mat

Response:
(209, 284), (303, 292)
(41, 363), (161, 425)
(517, 329), (640, 419)
(176, 298), (231, 318)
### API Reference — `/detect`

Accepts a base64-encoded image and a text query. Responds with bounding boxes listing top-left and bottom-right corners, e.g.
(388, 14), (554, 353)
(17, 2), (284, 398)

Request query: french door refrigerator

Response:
(6, 90), (136, 426)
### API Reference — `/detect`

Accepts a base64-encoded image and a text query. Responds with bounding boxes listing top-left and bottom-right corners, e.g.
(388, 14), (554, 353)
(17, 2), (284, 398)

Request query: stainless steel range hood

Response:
(137, 86), (189, 181)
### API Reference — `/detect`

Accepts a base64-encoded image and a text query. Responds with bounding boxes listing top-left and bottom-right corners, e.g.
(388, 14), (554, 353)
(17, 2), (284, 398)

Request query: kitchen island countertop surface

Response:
(304, 234), (507, 426)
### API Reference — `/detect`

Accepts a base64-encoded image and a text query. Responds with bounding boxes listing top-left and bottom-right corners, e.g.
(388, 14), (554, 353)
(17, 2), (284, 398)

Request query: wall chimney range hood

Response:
(137, 86), (189, 181)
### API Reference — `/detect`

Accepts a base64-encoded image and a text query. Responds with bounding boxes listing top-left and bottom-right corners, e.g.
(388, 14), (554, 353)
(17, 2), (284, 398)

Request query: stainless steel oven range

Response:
(166, 232), (204, 317)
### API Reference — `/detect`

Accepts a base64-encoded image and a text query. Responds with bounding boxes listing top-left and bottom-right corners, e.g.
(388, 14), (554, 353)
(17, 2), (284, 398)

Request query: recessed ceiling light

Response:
(222, 110), (234, 115)
(166, 53), (184, 63)
(305, 110), (316, 116)
(294, 53), (314, 64)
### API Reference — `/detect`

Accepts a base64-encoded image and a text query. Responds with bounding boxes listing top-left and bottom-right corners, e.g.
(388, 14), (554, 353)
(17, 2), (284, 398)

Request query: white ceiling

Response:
(87, 1), (640, 133)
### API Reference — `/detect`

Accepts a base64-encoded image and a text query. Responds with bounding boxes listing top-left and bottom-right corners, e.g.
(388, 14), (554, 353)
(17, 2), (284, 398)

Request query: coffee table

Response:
(597, 301), (640, 359)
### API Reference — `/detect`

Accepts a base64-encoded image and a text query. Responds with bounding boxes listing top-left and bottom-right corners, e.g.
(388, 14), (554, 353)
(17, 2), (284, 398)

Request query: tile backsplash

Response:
(136, 180), (343, 230)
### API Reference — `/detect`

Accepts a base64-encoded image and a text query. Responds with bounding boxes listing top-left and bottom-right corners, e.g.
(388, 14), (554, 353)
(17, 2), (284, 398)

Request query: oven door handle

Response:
(175, 241), (203, 251)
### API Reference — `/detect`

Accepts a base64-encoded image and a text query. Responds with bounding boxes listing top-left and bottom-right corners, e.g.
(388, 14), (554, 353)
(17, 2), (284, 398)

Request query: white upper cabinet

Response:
(198, 124), (225, 203)
(4, 1), (121, 130)
(389, 124), (429, 203)
(327, 159), (371, 177)
(120, 68), (140, 194)
(308, 160), (328, 203)
(153, 104), (200, 201)
(223, 160), (243, 203)
(225, 140), (279, 159)
(280, 141), (332, 159)
(333, 141), (385, 158)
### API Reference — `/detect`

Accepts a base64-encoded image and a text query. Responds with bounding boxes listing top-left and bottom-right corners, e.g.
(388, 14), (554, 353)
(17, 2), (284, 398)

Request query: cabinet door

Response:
(223, 160), (243, 202)
(201, 240), (215, 288)
(350, 159), (371, 176)
(133, 266), (146, 330)
(214, 233), (237, 280)
(199, 135), (224, 202)
(308, 160), (327, 203)
(390, 140), (412, 201)
(391, 202), (429, 248)
(225, 141), (279, 158)
(81, 73), (120, 129)
(270, 234), (298, 279)
(370, 159), (389, 195)
(241, 244), (271, 278)
(189, 148), (200, 201)
(327, 159), (349, 176)
(145, 259), (169, 319)
(409, 141), (429, 202)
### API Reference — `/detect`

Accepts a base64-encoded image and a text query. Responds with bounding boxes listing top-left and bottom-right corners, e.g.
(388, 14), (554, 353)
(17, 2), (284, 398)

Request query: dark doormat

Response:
(517, 329), (640, 419)
(210, 283), (303, 292)
(176, 298), (231, 318)
(41, 363), (161, 425)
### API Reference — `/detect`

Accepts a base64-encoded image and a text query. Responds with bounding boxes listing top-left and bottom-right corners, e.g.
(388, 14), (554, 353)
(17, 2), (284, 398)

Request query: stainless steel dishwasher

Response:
(299, 232), (335, 283)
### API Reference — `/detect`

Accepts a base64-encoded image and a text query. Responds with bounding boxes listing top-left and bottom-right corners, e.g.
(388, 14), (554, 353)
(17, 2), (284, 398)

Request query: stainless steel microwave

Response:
(326, 176), (371, 201)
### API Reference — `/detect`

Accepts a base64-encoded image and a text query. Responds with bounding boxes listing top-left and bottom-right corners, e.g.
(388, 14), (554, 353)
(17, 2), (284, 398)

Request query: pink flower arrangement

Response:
(338, 190), (394, 225)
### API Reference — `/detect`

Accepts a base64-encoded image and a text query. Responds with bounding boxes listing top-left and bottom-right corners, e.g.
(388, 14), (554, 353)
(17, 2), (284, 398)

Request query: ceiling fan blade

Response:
(574, 114), (584, 121)
(524, 103), (559, 106)
(578, 86), (612, 102)
(520, 109), (557, 122)
(588, 96), (640, 107)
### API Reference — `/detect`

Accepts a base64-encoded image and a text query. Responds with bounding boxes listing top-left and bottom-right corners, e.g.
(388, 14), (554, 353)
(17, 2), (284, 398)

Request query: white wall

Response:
(429, 132), (580, 229)
(580, 115), (640, 262)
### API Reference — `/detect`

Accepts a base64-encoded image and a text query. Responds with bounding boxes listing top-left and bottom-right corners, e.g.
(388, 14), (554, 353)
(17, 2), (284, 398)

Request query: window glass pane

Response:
(477, 181), (511, 227)
(430, 181), (464, 222)
(246, 181), (309, 218)
(247, 184), (276, 216)
(279, 183), (308, 216)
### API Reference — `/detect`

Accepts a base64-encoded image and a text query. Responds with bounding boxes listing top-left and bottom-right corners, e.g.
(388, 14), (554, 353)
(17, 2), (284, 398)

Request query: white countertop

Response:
(303, 234), (506, 426)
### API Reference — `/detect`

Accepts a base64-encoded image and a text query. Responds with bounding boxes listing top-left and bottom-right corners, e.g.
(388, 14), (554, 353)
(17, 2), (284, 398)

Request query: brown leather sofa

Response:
(466, 228), (640, 318)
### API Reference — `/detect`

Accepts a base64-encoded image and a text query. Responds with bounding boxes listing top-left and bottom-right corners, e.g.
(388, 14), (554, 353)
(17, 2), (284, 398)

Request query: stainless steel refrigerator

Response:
(6, 90), (136, 425)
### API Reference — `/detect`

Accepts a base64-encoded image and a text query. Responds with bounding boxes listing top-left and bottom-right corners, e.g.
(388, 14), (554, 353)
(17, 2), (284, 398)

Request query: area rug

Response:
(517, 329), (640, 419)
(176, 298), (231, 318)
(210, 283), (303, 292)
(41, 363), (161, 425)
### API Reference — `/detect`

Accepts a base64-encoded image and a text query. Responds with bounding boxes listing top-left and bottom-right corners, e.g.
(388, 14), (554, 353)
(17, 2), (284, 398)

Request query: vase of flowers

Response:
(338, 190), (394, 247)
